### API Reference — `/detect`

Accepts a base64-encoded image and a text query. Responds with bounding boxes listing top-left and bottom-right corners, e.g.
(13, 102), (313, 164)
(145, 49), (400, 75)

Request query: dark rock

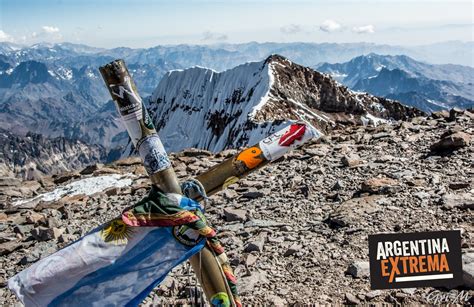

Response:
(19, 253), (40, 265)
(365, 290), (383, 300)
(93, 167), (121, 175)
(26, 212), (45, 224)
(347, 261), (370, 279)
(361, 177), (399, 194)
(222, 189), (238, 199)
(341, 155), (362, 167)
(31, 226), (64, 241)
(448, 182), (470, 190)
(345, 293), (361, 305)
(324, 195), (383, 229)
(104, 187), (119, 196)
(80, 163), (104, 175)
(431, 110), (450, 120)
(182, 148), (212, 157)
(223, 208), (247, 222)
(53, 172), (80, 184)
(244, 235), (266, 253)
(430, 132), (471, 151)
(114, 157), (142, 166)
(242, 191), (265, 199)
(284, 244), (300, 257)
(47, 217), (61, 228)
(0, 241), (21, 256)
(449, 107), (464, 121)
(13, 224), (34, 236)
(331, 180), (344, 190)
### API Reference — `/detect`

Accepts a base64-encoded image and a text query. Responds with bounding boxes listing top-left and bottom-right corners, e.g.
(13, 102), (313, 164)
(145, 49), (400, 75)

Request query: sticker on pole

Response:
(368, 230), (462, 289)
(109, 75), (143, 121)
(137, 134), (171, 174)
(234, 146), (265, 172)
(259, 122), (321, 161)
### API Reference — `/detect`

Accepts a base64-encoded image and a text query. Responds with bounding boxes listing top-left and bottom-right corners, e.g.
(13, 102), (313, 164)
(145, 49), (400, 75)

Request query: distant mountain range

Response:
(0, 41), (471, 177)
(316, 53), (474, 112)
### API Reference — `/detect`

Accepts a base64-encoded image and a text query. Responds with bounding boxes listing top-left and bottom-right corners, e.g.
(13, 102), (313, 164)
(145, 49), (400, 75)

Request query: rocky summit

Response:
(1, 109), (473, 305)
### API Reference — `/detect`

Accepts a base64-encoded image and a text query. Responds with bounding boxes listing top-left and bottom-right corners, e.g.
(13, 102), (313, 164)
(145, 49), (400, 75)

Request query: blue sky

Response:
(0, 0), (472, 48)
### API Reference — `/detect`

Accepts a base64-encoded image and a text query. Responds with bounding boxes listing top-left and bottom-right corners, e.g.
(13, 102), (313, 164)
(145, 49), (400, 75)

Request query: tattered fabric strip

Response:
(121, 186), (241, 307)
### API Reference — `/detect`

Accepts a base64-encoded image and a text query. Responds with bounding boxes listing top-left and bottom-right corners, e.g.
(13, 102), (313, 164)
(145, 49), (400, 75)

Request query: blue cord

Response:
(181, 179), (208, 200)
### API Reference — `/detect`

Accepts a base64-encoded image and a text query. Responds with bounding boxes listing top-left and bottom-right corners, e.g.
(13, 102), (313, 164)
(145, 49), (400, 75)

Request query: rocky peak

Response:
(256, 54), (423, 125)
(148, 54), (423, 153)
(3, 61), (52, 87)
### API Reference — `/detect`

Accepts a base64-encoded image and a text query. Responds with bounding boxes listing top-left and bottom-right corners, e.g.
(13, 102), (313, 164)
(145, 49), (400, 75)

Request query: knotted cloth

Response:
(121, 186), (241, 307)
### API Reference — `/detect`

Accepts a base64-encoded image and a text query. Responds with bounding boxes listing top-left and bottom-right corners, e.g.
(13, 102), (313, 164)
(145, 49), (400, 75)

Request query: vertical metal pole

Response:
(99, 60), (233, 306)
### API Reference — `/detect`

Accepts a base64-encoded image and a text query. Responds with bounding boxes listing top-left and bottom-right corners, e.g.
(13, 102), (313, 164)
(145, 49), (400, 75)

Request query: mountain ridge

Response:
(0, 128), (106, 180)
(316, 53), (474, 113)
(147, 54), (423, 153)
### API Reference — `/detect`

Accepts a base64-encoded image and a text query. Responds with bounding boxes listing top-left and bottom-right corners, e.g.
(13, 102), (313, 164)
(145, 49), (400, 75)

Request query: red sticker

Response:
(278, 124), (306, 146)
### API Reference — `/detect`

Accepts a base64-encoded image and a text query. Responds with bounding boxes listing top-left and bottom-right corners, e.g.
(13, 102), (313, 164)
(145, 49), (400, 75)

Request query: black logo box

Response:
(368, 230), (462, 289)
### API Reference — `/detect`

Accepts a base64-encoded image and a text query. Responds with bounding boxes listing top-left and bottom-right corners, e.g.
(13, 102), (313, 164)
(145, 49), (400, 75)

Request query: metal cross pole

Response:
(99, 60), (233, 306)
(184, 122), (320, 201)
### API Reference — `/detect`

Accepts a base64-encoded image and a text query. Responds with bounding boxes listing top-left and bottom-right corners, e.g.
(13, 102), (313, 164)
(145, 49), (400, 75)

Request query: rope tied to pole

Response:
(181, 178), (209, 200)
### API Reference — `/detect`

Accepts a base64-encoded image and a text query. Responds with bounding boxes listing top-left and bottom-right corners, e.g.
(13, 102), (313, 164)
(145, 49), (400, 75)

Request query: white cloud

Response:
(352, 25), (375, 34)
(202, 31), (228, 41)
(320, 20), (342, 33)
(30, 26), (62, 41)
(0, 30), (14, 42)
(281, 24), (303, 34)
(42, 26), (60, 34)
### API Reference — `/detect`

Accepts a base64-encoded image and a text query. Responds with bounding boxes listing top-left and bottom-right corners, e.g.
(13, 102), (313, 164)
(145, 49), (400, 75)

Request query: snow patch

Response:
(426, 99), (448, 108)
(370, 101), (386, 113)
(248, 62), (274, 119)
(287, 98), (331, 124)
(361, 113), (388, 127)
(13, 174), (133, 206)
(56, 67), (73, 80)
(329, 72), (348, 78)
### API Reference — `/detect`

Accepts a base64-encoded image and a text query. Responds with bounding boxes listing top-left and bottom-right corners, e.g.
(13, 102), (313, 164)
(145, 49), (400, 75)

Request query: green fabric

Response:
(130, 185), (184, 215)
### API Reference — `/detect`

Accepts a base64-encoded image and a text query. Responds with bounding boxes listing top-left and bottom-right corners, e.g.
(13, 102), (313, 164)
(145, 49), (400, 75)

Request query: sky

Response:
(0, 0), (472, 48)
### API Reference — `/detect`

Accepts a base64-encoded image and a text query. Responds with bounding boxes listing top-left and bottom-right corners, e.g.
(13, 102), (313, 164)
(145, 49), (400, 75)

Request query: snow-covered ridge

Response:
(149, 58), (285, 152)
(147, 54), (422, 154)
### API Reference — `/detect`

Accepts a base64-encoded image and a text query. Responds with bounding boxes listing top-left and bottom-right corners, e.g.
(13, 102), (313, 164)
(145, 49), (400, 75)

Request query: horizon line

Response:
(1, 39), (473, 50)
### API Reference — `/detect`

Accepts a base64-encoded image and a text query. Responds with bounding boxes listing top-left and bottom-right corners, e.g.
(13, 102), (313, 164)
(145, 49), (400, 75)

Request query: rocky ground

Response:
(1, 109), (473, 306)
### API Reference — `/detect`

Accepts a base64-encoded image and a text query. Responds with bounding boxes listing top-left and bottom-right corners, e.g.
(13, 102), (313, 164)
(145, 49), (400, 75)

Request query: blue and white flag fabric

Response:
(8, 193), (206, 307)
